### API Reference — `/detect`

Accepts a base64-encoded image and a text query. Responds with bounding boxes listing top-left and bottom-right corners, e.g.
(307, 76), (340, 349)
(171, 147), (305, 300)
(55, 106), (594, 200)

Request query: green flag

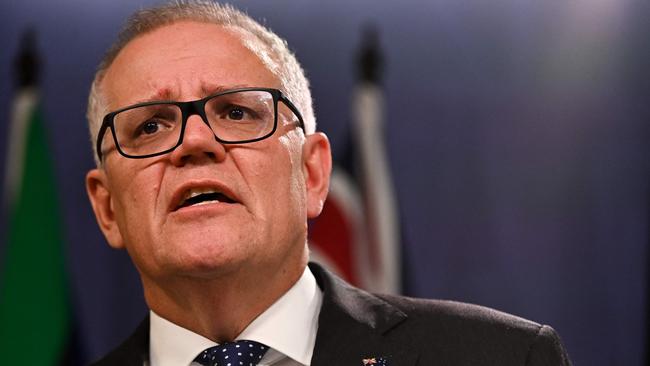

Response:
(0, 55), (69, 364)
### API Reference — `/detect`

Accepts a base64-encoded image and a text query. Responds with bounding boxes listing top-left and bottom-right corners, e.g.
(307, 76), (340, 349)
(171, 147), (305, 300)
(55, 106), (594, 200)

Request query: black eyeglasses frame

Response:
(95, 87), (305, 161)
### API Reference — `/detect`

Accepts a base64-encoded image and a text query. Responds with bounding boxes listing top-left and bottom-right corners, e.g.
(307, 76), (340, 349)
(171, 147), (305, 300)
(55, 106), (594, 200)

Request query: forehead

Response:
(101, 21), (281, 109)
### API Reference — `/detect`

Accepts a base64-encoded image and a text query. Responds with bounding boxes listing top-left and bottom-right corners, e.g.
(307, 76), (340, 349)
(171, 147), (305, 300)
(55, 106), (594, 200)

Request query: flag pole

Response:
(4, 29), (40, 213)
(1, 29), (72, 365)
(352, 24), (401, 294)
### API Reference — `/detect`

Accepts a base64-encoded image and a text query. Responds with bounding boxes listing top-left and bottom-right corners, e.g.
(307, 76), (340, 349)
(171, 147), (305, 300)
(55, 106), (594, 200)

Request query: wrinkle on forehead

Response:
(104, 75), (270, 112)
(130, 82), (256, 106)
(103, 28), (283, 109)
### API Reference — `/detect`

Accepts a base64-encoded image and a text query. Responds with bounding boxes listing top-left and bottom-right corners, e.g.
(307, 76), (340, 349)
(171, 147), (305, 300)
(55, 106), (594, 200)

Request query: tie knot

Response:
(193, 340), (269, 366)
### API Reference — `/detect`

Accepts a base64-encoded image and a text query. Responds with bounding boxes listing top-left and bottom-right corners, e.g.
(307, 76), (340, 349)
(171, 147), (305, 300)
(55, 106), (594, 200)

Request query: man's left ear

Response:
(302, 132), (332, 218)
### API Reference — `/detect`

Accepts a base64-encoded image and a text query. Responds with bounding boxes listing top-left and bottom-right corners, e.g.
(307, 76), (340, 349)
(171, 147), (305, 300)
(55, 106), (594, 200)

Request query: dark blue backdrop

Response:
(1, 1), (648, 365)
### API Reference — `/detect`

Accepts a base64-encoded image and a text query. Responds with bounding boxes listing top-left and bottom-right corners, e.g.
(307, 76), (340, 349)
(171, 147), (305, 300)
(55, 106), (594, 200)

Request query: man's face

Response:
(86, 22), (330, 282)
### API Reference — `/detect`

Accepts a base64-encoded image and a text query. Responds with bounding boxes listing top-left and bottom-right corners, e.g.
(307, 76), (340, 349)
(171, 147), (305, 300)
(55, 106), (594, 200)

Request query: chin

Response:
(159, 254), (240, 279)
(161, 237), (251, 276)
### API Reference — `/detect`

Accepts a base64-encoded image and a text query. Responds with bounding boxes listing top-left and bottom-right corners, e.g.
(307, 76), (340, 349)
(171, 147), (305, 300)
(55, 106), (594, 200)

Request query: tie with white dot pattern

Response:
(193, 340), (269, 366)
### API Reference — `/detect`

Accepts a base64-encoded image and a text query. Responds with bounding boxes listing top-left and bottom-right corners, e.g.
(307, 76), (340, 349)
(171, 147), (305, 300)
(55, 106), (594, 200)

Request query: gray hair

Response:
(87, 0), (316, 166)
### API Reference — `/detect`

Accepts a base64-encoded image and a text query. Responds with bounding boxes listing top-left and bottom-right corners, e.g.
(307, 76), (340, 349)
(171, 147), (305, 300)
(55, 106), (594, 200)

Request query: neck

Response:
(142, 251), (308, 342)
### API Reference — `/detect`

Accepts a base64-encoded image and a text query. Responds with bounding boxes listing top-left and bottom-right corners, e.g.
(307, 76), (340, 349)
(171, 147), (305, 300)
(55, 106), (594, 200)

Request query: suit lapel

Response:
(96, 265), (418, 366)
(91, 316), (149, 366)
(309, 263), (419, 366)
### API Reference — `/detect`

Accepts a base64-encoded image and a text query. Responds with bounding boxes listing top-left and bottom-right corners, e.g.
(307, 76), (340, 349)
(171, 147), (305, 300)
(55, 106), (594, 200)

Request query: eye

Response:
(227, 107), (246, 120)
(142, 120), (160, 134)
(133, 118), (170, 139)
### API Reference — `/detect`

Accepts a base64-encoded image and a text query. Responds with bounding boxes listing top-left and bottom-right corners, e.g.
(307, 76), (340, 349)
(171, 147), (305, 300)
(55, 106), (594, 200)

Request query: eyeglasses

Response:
(95, 87), (305, 161)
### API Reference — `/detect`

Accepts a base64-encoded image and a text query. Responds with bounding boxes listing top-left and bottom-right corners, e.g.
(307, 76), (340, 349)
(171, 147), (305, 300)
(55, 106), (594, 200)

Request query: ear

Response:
(85, 168), (125, 249)
(302, 132), (332, 218)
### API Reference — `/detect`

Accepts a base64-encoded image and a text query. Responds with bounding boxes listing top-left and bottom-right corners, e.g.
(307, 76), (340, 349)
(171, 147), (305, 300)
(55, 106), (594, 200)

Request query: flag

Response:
(309, 25), (401, 294)
(0, 30), (70, 365)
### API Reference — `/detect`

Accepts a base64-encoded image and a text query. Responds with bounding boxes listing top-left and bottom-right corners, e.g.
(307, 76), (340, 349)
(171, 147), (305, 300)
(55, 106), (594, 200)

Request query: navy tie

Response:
(193, 340), (269, 366)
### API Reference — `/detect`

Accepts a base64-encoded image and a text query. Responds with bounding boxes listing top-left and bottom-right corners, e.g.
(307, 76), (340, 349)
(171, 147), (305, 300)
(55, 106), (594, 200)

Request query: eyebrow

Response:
(200, 83), (251, 97)
(129, 83), (254, 105)
(131, 88), (177, 104)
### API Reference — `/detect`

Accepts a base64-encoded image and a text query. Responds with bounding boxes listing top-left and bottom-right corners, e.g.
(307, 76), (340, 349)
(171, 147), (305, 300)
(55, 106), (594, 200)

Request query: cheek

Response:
(109, 164), (165, 241)
(287, 168), (306, 213)
(130, 177), (162, 209)
(240, 136), (305, 225)
(276, 133), (307, 215)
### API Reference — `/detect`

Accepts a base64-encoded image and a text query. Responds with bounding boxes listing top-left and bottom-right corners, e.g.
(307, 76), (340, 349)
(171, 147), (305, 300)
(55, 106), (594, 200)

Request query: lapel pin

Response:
(362, 357), (388, 365)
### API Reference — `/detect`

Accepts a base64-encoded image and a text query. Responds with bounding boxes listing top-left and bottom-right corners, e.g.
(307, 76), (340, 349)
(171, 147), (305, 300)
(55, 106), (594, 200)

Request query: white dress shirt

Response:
(149, 266), (323, 366)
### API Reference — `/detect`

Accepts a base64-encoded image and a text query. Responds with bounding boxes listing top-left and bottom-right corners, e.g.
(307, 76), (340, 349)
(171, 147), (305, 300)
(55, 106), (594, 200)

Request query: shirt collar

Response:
(149, 311), (215, 366)
(149, 266), (323, 366)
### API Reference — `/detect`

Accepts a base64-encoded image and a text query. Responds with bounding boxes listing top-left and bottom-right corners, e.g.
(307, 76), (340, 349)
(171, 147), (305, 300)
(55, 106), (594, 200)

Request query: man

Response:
(85, 1), (572, 365)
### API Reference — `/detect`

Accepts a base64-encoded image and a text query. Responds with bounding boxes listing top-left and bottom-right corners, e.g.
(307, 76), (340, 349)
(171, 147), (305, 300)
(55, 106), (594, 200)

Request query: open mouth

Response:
(175, 188), (237, 211)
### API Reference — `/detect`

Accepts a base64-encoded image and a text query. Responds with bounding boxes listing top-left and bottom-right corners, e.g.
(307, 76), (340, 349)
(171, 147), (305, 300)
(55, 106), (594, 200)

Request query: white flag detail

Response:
(351, 82), (401, 294)
(309, 26), (401, 294)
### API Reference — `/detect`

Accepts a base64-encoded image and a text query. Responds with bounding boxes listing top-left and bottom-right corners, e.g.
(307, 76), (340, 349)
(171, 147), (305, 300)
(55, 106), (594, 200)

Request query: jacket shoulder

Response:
(379, 294), (542, 333)
(375, 294), (572, 365)
(311, 262), (572, 365)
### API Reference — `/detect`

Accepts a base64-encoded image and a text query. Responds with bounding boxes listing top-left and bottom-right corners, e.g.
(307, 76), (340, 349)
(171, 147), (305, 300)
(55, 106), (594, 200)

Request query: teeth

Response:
(184, 187), (220, 199)
(181, 187), (221, 205)
(193, 200), (214, 207)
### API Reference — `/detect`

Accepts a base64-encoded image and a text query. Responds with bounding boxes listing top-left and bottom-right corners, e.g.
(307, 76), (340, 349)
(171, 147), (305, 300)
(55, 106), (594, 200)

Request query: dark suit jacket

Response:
(91, 262), (572, 366)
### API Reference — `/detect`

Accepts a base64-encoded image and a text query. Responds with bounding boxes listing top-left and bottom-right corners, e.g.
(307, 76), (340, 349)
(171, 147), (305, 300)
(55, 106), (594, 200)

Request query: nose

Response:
(168, 113), (226, 166)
